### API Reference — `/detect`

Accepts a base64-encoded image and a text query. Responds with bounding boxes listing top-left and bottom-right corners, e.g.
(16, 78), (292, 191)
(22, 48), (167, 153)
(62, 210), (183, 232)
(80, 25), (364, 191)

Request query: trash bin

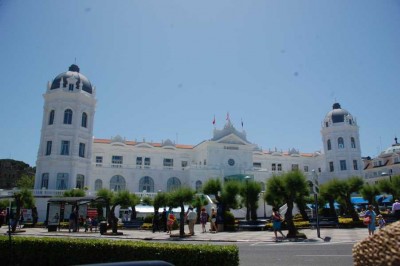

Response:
(99, 221), (107, 235)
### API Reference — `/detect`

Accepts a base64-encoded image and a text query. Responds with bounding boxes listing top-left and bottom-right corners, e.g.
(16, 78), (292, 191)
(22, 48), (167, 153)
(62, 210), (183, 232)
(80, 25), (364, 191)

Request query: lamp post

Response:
(245, 176), (251, 220)
(261, 191), (267, 219)
(312, 170), (320, 238)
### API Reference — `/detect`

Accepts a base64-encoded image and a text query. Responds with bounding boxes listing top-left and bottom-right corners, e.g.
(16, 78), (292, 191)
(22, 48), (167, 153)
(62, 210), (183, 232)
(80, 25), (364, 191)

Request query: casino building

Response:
(34, 65), (364, 193)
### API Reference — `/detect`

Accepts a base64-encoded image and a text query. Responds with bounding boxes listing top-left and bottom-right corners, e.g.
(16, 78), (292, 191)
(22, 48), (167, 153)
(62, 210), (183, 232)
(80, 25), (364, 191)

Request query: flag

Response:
(212, 115), (215, 125)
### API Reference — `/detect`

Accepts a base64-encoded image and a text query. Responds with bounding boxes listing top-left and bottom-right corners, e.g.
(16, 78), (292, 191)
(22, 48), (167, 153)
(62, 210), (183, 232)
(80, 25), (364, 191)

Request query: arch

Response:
(338, 137), (344, 149)
(76, 174), (85, 189)
(139, 176), (154, 192)
(167, 177), (181, 192)
(48, 110), (55, 125)
(351, 137), (356, 148)
(327, 139), (331, 150)
(94, 179), (103, 191)
(195, 180), (202, 192)
(81, 112), (88, 128)
(110, 175), (126, 192)
(63, 109), (73, 124)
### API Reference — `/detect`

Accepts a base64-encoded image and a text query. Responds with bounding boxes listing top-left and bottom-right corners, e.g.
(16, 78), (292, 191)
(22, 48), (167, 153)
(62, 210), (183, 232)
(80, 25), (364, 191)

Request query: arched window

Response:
(64, 109), (73, 124)
(95, 179), (103, 191)
(110, 175), (126, 192)
(81, 112), (88, 128)
(338, 137), (344, 149)
(327, 139), (331, 150)
(167, 177), (181, 192)
(48, 110), (55, 125)
(195, 180), (202, 192)
(351, 137), (356, 148)
(57, 173), (69, 190)
(76, 174), (85, 189)
(139, 176), (154, 192)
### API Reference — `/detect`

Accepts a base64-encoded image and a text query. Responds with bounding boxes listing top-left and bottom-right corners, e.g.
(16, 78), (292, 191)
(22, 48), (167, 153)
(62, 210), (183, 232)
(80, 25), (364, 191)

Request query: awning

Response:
(224, 174), (254, 182)
(351, 197), (369, 204)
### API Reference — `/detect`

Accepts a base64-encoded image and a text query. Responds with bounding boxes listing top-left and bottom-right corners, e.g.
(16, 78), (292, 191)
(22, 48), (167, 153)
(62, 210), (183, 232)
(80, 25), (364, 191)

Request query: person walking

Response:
(210, 208), (218, 233)
(392, 199), (400, 220)
(160, 208), (167, 232)
(200, 207), (208, 233)
(167, 208), (175, 234)
(365, 205), (377, 235)
(187, 207), (197, 235)
(271, 207), (285, 242)
(152, 210), (160, 233)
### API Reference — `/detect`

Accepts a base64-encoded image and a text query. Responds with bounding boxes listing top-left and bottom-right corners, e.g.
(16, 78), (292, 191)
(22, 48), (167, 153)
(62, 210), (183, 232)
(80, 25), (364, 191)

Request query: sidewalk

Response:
(0, 224), (369, 244)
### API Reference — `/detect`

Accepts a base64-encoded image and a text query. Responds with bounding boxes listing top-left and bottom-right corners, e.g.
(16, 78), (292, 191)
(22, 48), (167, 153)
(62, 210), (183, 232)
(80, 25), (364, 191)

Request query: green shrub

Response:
(0, 236), (239, 266)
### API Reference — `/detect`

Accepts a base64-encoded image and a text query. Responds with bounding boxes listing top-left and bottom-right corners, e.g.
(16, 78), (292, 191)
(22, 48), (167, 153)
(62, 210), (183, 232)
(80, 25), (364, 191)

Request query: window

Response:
(167, 177), (181, 192)
(271, 163), (276, 171)
(338, 137), (344, 149)
(48, 110), (55, 125)
(182, 161), (188, 168)
(163, 158), (173, 167)
(291, 164), (299, 171)
(76, 174), (84, 189)
(277, 164), (282, 171)
(351, 137), (356, 148)
(81, 112), (87, 128)
(139, 176), (154, 192)
(46, 141), (52, 156)
(79, 143), (85, 158)
(56, 173), (69, 190)
(63, 109), (73, 124)
(253, 162), (261, 169)
(144, 157), (151, 167)
(327, 139), (331, 150)
(304, 165), (309, 172)
(204, 159), (207, 165)
(195, 180), (202, 192)
(61, 140), (70, 155)
(69, 83), (74, 91)
(95, 179), (103, 191)
(340, 160), (347, 171)
(110, 175), (126, 191)
(96, 156), (103, 166)
(136, 157), (143, 165)
(41, 173), (49, 189)
(112, 155), (123, 167)
(353, 160), (358, 170)
(325, 122), (329, 127)
(329, 162), (334, 172)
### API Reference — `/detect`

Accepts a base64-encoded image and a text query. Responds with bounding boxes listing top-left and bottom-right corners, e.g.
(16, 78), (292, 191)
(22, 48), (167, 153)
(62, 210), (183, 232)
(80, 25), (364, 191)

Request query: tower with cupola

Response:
(320, 103), (363, 182)
(34, 64), (96, 190)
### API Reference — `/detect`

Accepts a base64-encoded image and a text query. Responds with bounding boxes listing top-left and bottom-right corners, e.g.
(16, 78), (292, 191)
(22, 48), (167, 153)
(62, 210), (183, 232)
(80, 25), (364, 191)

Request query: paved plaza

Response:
(1, 224), (370, 244)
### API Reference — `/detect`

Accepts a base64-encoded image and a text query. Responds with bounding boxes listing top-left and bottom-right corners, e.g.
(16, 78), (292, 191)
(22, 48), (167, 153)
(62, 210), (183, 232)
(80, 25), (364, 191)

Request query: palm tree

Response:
(240, 180), (261, 220)
(167, 187), (195, 237)
(265, 170), (310, 238)
(360, 183), (380, 214)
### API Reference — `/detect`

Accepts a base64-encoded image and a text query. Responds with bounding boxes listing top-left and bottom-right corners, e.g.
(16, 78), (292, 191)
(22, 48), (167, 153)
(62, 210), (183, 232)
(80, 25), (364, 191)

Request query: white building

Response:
(34, 65), (364, 193)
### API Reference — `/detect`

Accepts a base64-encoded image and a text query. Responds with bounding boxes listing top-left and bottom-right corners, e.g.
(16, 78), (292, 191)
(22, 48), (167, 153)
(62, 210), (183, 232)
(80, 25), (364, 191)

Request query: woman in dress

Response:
(271, 207), (285, 242)
(200, 207), (208, 233)
(365, 205), (376, 235)
(210, 208), (218, 233)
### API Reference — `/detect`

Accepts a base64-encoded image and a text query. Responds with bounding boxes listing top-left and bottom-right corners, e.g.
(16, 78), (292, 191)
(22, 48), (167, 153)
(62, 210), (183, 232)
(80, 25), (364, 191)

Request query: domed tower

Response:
(34, 64), (96, 190)
(321, 103), (363, 181)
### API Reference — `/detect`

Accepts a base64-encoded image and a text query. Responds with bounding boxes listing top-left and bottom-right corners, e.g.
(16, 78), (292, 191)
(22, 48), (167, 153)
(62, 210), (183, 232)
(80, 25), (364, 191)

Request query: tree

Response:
(167, 187), (195, 237)
(360, 183), (381, 214)
(240, 180), (261, 220)
(265, 171), (310, 238)
(63, 188), (86, 197)
(11, 188), (35, 232)
(16, 174), (35, 189)
(153, 192), (169, 211)
(379, 175), (400, 200)
(320, 179), (341, 217)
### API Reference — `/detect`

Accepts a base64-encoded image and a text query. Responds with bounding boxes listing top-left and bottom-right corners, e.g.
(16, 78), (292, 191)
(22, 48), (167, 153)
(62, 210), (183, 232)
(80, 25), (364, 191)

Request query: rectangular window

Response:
(304, 165), (309, 172)
(144, 157), (151, 167)
(271, 163), (276, 171)
(76, 174), (84, 189)
(353, 160), (358, 170)
(69, 84), (74, 91)
(163, 158), (173, 167)
(277, 164), (282, 171)
(291, 164), (299, 171)
(41, 173), (49, 189)
(112, 155), (123, 166)
(96, 156), (103, 167)
(56, 173), (69, 190)
(46, 141), (52, 156)
(61, 140), (70, 155)
(79, 143), (85, 158)
(182, 161), (188, 168)
(329, 162), (334, 172)
(340, 160), (347, 171)
(253, 162), (262, 169)
(136, 157), (143, 165)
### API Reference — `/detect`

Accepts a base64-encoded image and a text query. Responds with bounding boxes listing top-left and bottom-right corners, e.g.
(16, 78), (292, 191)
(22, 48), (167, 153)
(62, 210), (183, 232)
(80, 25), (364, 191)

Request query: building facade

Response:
(34, 65), (364, 193)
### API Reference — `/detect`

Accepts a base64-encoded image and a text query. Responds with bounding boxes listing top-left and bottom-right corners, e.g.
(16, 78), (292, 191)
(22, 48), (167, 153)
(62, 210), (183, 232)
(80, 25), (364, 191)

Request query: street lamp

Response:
(244, 176), (251, 220)
(261, 191), (266, 219)
(312, 170), (321, 238)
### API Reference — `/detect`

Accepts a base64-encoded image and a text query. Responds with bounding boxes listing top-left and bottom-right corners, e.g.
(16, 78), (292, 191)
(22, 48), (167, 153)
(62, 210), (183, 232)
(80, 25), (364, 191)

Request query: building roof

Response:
(50, 64), (93, 94)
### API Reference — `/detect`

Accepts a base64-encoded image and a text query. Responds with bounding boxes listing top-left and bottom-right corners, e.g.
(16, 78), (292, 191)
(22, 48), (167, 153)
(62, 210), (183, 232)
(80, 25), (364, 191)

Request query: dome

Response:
(50, 64), (93, 94)
(380, 138), (400, 157)
(324, 103), (354, 124)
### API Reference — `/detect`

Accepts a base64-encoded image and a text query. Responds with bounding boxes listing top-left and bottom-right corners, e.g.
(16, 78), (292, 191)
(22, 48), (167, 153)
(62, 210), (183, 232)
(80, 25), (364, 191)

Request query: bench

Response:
(309, 216), (339, 228)
(122, 220), (144, 229)
(238, 220), (267, 231)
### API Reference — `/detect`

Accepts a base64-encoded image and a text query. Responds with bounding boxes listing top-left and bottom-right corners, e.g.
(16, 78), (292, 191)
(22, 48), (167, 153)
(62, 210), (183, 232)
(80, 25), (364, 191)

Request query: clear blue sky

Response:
(1, 0), (400, 167)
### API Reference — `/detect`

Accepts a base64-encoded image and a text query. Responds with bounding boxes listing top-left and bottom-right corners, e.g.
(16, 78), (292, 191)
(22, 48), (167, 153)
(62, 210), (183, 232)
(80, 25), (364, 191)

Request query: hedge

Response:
(0, 236), (239, 266)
